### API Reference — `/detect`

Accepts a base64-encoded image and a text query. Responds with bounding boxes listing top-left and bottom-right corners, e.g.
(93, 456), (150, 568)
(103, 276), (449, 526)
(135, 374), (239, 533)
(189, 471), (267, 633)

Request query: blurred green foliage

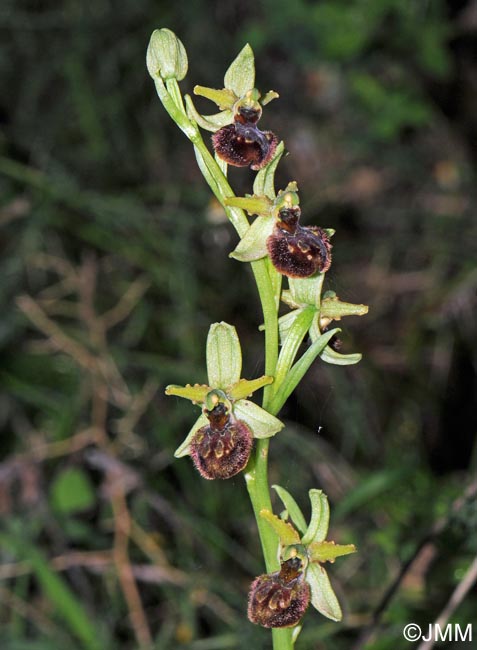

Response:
(1, 1), (476, 649)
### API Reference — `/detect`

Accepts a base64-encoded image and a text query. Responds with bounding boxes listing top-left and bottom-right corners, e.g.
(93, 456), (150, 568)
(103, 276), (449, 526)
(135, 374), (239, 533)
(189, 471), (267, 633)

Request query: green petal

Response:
(174, 413), (208, 458)
(193, 85), (236, 109)
(227, 376), (273, 401)
(301, 489), (330, 545)
(229, 216), (274, 262)
(308, 541), (357, 564)
(233, 400), (284, 438)
(253, 141), (285, 199)
(262, 90), (280, 106)
(306, 564), (342, 622)
(224, 195), (272, 217)
(260, 509), (301, 546)
(320, 297), (369, 320)
(206, 322), (242, 389)
(165, 383), (210, 403)
(272, 485), (307, 535)
(224, 44), (255, 96)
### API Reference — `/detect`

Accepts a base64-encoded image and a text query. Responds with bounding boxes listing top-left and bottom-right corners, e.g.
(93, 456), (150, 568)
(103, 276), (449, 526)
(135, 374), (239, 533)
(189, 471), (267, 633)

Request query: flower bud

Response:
(146, 29), (188, 81)
(248, 558), (310, 628)
(189, 403), (253, 479)
(267, 207), (332, 278)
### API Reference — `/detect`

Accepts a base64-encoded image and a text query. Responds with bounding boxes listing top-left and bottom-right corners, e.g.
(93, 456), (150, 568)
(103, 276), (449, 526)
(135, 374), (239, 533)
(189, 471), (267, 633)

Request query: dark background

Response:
(1, 1), (476, 649)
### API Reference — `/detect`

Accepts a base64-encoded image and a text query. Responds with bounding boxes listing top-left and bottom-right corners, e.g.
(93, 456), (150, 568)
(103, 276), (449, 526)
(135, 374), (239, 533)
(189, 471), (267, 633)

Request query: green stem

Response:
(153, 77), (293, 650)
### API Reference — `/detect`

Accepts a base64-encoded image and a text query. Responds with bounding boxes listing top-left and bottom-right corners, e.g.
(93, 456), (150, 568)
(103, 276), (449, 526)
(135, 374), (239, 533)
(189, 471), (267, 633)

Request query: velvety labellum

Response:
(267, 222), (332, 278)
(189, 403), (252, 479)
(247, 558), (311, 628)
(212, 122), (278, 170)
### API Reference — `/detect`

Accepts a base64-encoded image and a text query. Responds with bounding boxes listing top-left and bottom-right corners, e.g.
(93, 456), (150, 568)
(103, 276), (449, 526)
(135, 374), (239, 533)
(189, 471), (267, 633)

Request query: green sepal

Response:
(253, 141), (285, 199)
(320, 346), (363, 366)
(174, 413), (208, 458)
(285, 274), (326, 309)
(147, 28), (188, 81)
(306, 563), (342, 622)
(320, 295), (369, 320)
(260, 509), (301, 546)
(227, 376), (273, 401)
(185, 94), (233, 131)
(272, 485), (307, 535)
(269, 328), (340, 413)
(193, 85), (236, 110)
(233, 400), (284, 438)
(262, 90), (280, 105)
(224, 44), (255, 97)
(308, 541), (357, 564)
(301, 489), (330, 545)
(165, 383), (210, 403)
(206, 322), (242, 389)
(229, 216), (274, 262)
(224, 195), (272, 217)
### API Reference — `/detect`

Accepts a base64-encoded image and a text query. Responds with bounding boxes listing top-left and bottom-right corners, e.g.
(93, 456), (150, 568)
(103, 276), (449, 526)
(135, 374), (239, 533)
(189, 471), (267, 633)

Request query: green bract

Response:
(165, 323), (284, 457)
(280, 276), (369, 366)
(261, 488), (356, 622)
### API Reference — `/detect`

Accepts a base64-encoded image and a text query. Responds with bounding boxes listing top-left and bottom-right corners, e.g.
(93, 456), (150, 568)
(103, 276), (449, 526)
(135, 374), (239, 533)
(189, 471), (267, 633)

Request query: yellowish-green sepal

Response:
(233, 400), (284, 438)
(174, 413), (208, 458)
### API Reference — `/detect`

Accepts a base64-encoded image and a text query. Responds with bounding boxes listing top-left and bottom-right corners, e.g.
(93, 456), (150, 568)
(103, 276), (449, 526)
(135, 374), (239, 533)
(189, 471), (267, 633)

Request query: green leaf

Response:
(308, 541), (357, 563)
(272, 485), (307, 535)
(229, 215), (274, 262)
(165, 383), (210, 403)
(233, 399), (284, 438)
(260, 509), (301, 546)
(50, 468), (95, 514)
(224, 44), (255, 97)
(227, 375), (273, 400)
(253, 141), (285, 198)
(306, 563), (342, 621)
(206, 322), (242, 388)
(302, 489), (330, 545)
(174, 413), (208, 458)
(269, 328), (340, 413)
(146, 28), (188, 81)
(274, 306), (316, 390)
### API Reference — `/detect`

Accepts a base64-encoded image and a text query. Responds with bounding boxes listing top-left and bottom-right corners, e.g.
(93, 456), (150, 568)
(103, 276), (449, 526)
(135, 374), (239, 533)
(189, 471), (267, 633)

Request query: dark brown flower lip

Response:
(267, 224), (332, 278)
(247, 558), (311, 628)
(212, 122), (278, 171)
(189, 405), (253, 480)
